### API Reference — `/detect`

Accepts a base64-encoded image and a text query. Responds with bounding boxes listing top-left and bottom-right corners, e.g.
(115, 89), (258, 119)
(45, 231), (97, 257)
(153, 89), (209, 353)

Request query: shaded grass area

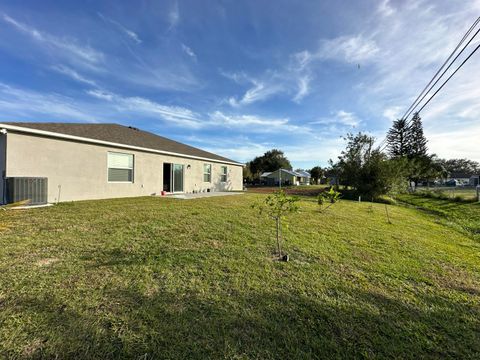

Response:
(397, 193), (480, 241)
(0, 195), (479, 359)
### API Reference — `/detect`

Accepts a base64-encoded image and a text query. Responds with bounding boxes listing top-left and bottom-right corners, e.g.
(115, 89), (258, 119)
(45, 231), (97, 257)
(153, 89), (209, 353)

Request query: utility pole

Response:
(279, 168), (282, 189)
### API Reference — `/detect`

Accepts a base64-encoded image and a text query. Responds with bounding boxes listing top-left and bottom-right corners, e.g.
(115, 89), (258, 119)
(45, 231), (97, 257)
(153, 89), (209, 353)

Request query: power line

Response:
(416, 41), (480, 114)
(400, 16), (480, 121)
(403, 23), (480, 120)
(380, 40), (480, 153)
(379, 16), (480, 153)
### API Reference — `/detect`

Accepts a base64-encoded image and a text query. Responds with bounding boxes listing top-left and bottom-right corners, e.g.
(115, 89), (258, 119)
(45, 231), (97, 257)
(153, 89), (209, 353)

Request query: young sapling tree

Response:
(317, 187), (340, 212)
(253, 190), (299, 261)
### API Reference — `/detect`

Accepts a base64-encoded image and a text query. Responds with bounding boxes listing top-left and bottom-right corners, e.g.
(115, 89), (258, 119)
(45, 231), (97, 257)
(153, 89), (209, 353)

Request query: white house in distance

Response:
(260, 169), (311, 186)
(0, 122), (243, 204)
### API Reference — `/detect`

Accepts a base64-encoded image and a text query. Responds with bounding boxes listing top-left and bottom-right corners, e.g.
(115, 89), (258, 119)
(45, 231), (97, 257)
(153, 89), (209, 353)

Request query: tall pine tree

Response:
(407, 112), (427, 157)
(386, 118), (409, 157)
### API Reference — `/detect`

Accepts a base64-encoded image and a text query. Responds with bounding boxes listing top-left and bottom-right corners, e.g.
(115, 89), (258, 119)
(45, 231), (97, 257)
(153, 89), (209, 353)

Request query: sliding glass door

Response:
(172, 164), (184, 193)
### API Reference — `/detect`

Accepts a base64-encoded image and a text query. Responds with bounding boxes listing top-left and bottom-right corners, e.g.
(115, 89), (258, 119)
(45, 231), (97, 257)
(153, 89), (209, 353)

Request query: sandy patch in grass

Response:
(22, 338), (44, 357)
(36, 258), (60, 267)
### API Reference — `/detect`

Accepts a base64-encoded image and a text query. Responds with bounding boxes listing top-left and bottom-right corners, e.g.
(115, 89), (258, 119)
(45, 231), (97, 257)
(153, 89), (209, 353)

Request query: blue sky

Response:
(0, 0), (479, 168)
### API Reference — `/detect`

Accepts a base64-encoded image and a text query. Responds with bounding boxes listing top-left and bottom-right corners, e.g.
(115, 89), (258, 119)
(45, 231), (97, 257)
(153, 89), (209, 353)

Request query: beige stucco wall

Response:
(0, 133), (6, 203)
(6, 132), (243, 203)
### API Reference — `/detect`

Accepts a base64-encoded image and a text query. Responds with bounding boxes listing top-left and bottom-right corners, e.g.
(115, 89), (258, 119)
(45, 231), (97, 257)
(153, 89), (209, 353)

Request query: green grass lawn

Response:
(416, 187), (479, 200)
(1, 194), (479, 359)
(397, 193), (480, 241)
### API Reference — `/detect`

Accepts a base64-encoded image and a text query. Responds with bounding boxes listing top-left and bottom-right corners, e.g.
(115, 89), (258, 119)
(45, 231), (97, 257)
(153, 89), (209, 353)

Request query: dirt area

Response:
(246, 186), (328, 196)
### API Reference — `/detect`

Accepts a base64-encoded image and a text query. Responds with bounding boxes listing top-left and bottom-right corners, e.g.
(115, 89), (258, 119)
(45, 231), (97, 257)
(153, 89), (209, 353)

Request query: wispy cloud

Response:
(86, 89), (114, 101)
(0, 83), (95, 121)
(219, 70), (250, 84)
(2, 13), (104, 65)
(316, 35), (379, 64)
(377, 0), (395, 17)
(87, 89), (202, 128)
(293, 75), (311, 103)
(203, 135), (345, 165)
(85, 88), (314, 134)
(228, 79), (284, 107)
(97, 12), (142, 44)
(209, 111), (311, 134)
(51, 65), (97, 86)
(181, 43), (197, 60)
(382, 106), (402, 122)
(224, 47), (316, 107)
(1, 12), (198, 92)
(310, 110), (361, 128)
(168, 1), (180, 30)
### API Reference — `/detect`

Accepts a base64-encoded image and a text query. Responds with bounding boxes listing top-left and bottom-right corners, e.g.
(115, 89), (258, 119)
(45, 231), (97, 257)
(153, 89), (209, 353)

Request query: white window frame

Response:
(107, 151), (134, 183)
(203, 163), (212, 183)
(220, 166), (228, 182)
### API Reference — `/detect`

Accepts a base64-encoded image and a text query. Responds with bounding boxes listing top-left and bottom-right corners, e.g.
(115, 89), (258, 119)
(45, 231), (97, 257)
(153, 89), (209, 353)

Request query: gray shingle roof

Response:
(296, 170), (311, 178)
(3, 122), (241, 164)
(261, 169), (310, 177)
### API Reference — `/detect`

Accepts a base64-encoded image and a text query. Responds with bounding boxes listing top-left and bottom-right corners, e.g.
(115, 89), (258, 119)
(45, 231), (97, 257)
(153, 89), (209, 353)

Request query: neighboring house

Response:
(260, 169), (310, 186)
(295, 170), (311, 185)
(447, 172), (472, 186)
(0, 122), (243, 204)
(470, 175), (480, 186)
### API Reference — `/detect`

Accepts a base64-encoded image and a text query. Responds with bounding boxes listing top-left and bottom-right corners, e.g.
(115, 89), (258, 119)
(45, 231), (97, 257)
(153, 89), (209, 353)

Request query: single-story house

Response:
(295, 170), (311, 185)
(0, 122), (243, 204)
(260, 169), (310, 186)
(447, 172), (473, 186)
(470, 175), (480, 186)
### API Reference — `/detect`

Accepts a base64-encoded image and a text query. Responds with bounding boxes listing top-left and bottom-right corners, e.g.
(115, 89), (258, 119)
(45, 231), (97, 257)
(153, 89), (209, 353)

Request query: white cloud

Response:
(292, 50), (313, 71)
(87, 89), (202, 128)
(311, 110), (361, 128)
(168, 2), (180, 30)
(382, 106), (402, 122)
(86, 89), (114, 101)
(51, 65), (97, 86)
(209, 111), (311, 134)
(316, 35), (380, 64)
(228, 80), (284, 107)
(219, 70), (250, 84)
(181, 44), (197, 60)
(378, 0), (395, 17)
(428, 126), (480, 162)
(1, 13), (199, 92)
(336, 110), (361, 127)
(2, 13), (104, 65)
(97, 12), (142, 44)
(224, 47), (316, 107)
(0, 83), (95, 121)
(205, 136), (345, 166)
(293, 75), (311, 103)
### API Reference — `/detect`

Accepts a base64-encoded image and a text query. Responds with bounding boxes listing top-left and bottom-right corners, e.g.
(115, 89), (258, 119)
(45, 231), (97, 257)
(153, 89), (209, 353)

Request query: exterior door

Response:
(172, 164), (184, 193)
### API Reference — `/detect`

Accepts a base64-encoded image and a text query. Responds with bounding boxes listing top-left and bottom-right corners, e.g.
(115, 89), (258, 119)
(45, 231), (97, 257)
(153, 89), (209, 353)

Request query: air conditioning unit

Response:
(6, 177), (48, 205)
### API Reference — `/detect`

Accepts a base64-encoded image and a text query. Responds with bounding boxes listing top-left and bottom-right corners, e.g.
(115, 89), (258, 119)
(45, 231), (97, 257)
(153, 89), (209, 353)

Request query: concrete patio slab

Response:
(5, 203), (54, 210)
(163, 192), (245, 200)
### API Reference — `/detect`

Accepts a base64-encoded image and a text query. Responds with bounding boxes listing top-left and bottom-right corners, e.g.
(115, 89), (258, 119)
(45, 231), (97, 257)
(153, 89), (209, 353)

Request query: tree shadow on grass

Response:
(2, 280), (479, 359)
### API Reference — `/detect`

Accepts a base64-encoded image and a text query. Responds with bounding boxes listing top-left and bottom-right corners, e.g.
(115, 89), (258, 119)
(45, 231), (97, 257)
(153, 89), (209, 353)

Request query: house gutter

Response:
(0, 123), (243, 167)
